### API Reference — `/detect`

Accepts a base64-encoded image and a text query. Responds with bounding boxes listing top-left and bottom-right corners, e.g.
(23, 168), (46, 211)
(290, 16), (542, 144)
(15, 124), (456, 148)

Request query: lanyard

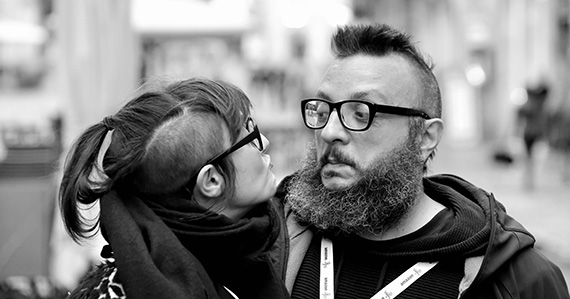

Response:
(224, 286), (239, 299)
(320, 237), (439, 299)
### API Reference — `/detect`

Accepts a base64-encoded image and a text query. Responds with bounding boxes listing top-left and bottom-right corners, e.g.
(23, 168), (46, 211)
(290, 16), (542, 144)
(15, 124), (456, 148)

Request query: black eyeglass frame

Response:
(184, 117), (263, 191)
(301, 98), (431, 132)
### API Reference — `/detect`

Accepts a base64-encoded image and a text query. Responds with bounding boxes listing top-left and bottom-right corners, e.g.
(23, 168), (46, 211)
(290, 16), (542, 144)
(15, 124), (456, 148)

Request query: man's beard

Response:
(286, 134), (425, 236)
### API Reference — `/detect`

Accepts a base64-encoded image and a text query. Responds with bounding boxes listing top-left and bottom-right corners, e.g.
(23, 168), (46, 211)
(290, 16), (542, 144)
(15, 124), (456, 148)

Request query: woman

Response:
(59, 77), (289, 299)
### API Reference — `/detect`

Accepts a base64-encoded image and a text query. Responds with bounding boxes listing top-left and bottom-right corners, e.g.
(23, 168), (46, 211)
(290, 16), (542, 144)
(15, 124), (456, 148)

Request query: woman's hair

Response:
(59, 77), (252, 242)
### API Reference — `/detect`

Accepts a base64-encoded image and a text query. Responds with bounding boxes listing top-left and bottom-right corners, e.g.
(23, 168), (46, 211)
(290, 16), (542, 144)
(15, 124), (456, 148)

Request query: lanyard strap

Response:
(223, 286), (239, 299)
(320, 237), (335, 299)
(320, 237), (439, 299)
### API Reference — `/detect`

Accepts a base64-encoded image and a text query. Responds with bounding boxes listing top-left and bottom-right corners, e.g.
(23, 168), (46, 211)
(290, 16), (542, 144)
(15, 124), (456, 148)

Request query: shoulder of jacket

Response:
(486, 248), (569, 298)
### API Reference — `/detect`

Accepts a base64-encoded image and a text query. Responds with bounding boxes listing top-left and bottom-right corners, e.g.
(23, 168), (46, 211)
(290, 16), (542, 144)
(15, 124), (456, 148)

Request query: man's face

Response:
(286, 53), (427, 235)
(313, 54), (423, 190)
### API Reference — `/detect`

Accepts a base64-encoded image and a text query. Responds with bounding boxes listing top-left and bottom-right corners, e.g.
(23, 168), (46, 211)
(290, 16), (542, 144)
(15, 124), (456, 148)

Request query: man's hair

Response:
(331, 23), (442, 119)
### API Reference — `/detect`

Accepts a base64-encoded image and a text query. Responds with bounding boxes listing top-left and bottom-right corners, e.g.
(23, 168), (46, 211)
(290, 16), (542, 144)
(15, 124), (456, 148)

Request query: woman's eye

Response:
(316, 111), (329, 121)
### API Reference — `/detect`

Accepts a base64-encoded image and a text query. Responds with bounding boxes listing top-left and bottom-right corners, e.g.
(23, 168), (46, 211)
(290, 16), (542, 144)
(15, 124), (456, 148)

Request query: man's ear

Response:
(194, 165), (225, 198)
(420, 118), (444, 162)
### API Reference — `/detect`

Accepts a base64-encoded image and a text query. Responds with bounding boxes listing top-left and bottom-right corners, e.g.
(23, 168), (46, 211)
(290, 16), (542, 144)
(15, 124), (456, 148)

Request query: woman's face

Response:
(221, 119), (276, 219)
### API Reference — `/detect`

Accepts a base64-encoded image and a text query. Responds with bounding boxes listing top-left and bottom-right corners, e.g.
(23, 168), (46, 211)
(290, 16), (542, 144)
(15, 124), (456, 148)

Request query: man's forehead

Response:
(317, 69), (419, 107)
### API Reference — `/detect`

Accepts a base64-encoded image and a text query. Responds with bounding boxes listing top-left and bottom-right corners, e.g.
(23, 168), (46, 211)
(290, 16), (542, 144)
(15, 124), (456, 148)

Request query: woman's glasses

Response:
(184, 117), (263, 191)
(205, 117), (263, 166)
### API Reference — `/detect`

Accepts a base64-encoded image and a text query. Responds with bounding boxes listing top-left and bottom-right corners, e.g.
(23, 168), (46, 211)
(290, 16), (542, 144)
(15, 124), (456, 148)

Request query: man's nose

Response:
(319, 111), (349, 144)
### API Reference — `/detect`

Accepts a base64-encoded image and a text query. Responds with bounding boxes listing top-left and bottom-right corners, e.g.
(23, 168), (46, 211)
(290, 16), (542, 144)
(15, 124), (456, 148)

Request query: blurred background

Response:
(0, 0), (569, 296)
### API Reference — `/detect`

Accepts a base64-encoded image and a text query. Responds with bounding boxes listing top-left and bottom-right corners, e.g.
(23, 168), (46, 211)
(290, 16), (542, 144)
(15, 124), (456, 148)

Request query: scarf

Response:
(100, 190), (287, 299)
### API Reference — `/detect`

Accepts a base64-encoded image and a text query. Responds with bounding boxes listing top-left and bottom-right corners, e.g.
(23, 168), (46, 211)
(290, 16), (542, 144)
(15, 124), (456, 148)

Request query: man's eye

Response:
(355, 110), (368, 119)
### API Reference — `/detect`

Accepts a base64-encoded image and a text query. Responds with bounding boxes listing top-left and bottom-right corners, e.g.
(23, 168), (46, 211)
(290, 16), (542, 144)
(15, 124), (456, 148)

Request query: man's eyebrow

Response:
(349, 91), (370, 100)
(314, 91), (390, 104)
(315, 91), (371, 101)
(351, 90), (391, 103)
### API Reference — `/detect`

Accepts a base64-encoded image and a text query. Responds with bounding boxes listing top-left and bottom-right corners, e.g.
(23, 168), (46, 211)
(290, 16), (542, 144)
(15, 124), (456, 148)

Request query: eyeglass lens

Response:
(304, 99), (371, 130)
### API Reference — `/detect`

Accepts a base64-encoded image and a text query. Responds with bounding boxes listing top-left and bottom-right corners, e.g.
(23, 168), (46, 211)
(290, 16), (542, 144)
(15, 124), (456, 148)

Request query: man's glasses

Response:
(301, 98), (431, 131)
(184, 117), (263, 190)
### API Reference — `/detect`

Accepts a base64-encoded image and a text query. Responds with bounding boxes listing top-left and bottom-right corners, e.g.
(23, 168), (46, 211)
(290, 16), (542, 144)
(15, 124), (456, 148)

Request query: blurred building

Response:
(0, 0), (49, 89)
(0, 0), (61, 287)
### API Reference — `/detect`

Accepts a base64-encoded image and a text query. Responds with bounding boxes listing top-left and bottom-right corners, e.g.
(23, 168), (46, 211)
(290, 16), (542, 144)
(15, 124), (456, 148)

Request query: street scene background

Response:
(1, 0), (569, 294)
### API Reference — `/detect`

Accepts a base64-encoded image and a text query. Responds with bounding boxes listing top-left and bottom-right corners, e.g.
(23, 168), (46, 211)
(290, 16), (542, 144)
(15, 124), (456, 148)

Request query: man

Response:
(272, 23), (569, 299)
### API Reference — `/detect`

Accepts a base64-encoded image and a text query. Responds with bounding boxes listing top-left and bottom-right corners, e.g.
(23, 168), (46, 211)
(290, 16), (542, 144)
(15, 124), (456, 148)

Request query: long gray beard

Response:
(286, 136), (425, 236)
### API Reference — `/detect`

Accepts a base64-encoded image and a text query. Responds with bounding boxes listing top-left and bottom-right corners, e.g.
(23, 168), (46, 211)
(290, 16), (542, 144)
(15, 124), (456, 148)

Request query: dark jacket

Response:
(270, 174), (570, 299)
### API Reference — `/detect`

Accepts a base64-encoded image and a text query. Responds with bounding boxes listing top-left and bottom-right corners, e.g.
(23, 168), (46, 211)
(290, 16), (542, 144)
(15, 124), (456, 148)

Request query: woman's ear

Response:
(420, 118), (444, 162)
(194, 165), (225, 199)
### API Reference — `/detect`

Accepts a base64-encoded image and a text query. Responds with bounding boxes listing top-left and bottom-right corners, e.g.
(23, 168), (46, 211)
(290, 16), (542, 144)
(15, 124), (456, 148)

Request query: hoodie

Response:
(270, 174), (570, 299)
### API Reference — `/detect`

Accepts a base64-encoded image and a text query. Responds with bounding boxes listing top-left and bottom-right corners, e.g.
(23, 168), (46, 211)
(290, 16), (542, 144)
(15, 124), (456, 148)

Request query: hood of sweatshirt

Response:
(425, 174), (536, 285)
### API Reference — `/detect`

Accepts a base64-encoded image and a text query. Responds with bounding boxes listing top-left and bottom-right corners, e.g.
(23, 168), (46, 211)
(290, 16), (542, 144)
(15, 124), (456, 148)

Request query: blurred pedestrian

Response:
(59, 77), (290, 299)
(546, 101), (570, 183)
(516, 82), (550, 190)
(272, 23), (570, 299)
(0, 125), (6, 163)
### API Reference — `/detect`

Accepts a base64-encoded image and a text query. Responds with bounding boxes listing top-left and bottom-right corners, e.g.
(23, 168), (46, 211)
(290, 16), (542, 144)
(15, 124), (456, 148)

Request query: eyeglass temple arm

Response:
(373, 104), (431, 119)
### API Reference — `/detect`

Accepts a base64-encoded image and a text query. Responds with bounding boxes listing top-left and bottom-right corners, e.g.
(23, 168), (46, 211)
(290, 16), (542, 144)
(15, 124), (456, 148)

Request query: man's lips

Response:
(322, 162), (350, 172)
(321, 155), (353, 167)
(321, 155), (342, 166)
(326, 156), (339, 164)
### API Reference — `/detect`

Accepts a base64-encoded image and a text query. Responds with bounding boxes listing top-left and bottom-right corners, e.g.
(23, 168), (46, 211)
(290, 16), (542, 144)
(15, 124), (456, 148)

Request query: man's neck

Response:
(358, 193), (445, 241)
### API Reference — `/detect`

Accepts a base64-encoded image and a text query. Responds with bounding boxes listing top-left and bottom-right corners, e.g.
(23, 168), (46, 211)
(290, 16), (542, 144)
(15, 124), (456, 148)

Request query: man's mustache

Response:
(319, 147), (357, 168)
